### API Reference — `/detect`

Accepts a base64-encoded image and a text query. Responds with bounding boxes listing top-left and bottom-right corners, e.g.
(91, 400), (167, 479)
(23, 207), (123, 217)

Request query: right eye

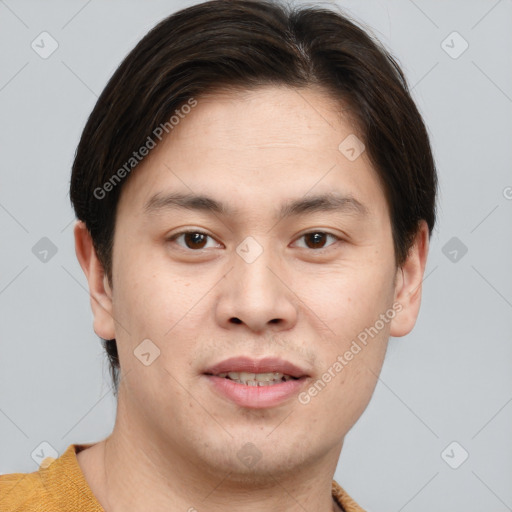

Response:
(167, 230), (223, 251)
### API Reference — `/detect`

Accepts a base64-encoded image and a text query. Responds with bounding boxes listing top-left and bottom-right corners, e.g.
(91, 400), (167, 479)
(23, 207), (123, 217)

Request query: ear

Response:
(73, 220), (116, 340)
(389, 220), (430, 337)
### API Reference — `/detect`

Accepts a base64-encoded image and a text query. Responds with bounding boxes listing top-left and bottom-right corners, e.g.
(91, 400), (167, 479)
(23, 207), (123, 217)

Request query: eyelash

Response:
(167, 229), (342, 251)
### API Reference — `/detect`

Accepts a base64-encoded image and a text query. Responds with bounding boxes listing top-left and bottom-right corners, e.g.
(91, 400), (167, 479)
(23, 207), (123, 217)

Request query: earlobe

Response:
(74, 220), (116, 340)
(389, 220), (430, 338)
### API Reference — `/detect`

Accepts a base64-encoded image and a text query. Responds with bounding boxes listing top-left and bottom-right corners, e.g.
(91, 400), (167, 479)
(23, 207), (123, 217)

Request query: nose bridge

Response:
(216, 234), (298, 331)
(233, 235), (280, 302)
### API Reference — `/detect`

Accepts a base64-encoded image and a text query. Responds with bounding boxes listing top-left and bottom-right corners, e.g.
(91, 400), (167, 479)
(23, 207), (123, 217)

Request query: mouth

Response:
(207, 371), (301, 386)
(203, 356), (309, 380)
(202, 355), (311, 406)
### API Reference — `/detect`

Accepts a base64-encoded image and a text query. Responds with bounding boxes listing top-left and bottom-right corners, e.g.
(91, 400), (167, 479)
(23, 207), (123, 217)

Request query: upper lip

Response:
(203, 356), (310, 378)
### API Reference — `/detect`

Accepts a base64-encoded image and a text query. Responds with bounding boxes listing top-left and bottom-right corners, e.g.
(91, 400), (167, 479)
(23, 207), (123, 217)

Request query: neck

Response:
(77, 394), (344, 512)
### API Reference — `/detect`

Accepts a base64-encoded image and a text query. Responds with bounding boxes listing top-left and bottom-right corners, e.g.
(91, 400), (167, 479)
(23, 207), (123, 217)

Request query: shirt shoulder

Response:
(332, 479), (367, 512)
(0, 444), (104, 512)
(0, 470), (52, 511)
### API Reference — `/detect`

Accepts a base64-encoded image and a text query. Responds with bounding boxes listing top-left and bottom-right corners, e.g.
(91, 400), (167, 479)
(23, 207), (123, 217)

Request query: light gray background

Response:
(1, 1), (511, 510)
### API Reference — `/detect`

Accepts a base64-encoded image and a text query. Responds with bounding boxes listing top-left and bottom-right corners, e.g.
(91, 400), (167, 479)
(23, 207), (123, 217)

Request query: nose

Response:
(215, 240), (299, 333)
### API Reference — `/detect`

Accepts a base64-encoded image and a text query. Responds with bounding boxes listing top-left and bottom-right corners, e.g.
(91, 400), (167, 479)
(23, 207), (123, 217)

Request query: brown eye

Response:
(183, 232), (207, 249)
(170, 231), (218, 250)
(295, 231), (339, 250)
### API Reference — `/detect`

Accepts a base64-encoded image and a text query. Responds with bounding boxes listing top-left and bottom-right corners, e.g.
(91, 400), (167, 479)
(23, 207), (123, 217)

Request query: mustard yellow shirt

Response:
(0, 444), (366, 511)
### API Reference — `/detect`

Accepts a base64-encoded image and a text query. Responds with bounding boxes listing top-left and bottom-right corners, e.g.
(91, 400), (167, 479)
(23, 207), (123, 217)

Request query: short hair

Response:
(70, 0), (438, 395)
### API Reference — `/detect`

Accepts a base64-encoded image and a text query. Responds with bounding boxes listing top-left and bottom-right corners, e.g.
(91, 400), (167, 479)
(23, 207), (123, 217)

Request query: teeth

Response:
(216, 371), (296, 385)
(255, 372), (282, 382)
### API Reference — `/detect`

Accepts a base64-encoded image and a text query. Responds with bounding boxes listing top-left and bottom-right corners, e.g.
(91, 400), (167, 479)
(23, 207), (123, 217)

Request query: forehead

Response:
(170, 84), (360, 152)
(116, 85), (386, 221)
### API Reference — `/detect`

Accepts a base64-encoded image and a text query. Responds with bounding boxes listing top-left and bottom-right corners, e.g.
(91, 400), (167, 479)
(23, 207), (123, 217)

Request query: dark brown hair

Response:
(70, 0), (438, 395)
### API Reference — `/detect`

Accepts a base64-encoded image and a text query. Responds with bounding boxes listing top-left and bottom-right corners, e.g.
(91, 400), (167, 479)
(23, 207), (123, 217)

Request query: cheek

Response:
(302, 261), (394, 338)
(111, 249), (213, 371)
(299, 282), (391, 437)
(300, 261), (393, 405)
(113, 247), (187, 327)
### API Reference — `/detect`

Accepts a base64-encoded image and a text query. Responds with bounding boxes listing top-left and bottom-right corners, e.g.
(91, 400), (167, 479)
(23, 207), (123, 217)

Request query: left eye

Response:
(293, 231), (340, 250)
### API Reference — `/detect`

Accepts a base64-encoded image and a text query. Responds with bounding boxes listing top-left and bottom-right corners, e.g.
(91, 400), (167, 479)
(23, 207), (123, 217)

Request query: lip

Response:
(204, 374), (309, 409)
(203, 356), (310, 379)
(202, 356), (311, 409)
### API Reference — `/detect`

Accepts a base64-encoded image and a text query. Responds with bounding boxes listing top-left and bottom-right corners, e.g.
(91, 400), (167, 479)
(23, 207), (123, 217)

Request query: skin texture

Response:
(74, 85), (429, 512)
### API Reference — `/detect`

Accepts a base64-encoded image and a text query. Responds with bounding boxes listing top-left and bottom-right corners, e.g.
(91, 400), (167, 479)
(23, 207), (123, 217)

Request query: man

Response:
(0, 0), (436, 510)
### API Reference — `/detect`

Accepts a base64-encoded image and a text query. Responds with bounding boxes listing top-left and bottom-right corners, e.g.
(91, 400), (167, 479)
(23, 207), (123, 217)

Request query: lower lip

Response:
(203, 375), (308, 409)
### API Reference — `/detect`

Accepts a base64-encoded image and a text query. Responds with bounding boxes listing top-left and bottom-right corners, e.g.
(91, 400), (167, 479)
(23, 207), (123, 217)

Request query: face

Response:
(90, 85), (421, 481)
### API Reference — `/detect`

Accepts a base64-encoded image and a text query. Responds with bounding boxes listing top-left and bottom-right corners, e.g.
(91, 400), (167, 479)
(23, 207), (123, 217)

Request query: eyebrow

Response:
(143, 191), (369, 220)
